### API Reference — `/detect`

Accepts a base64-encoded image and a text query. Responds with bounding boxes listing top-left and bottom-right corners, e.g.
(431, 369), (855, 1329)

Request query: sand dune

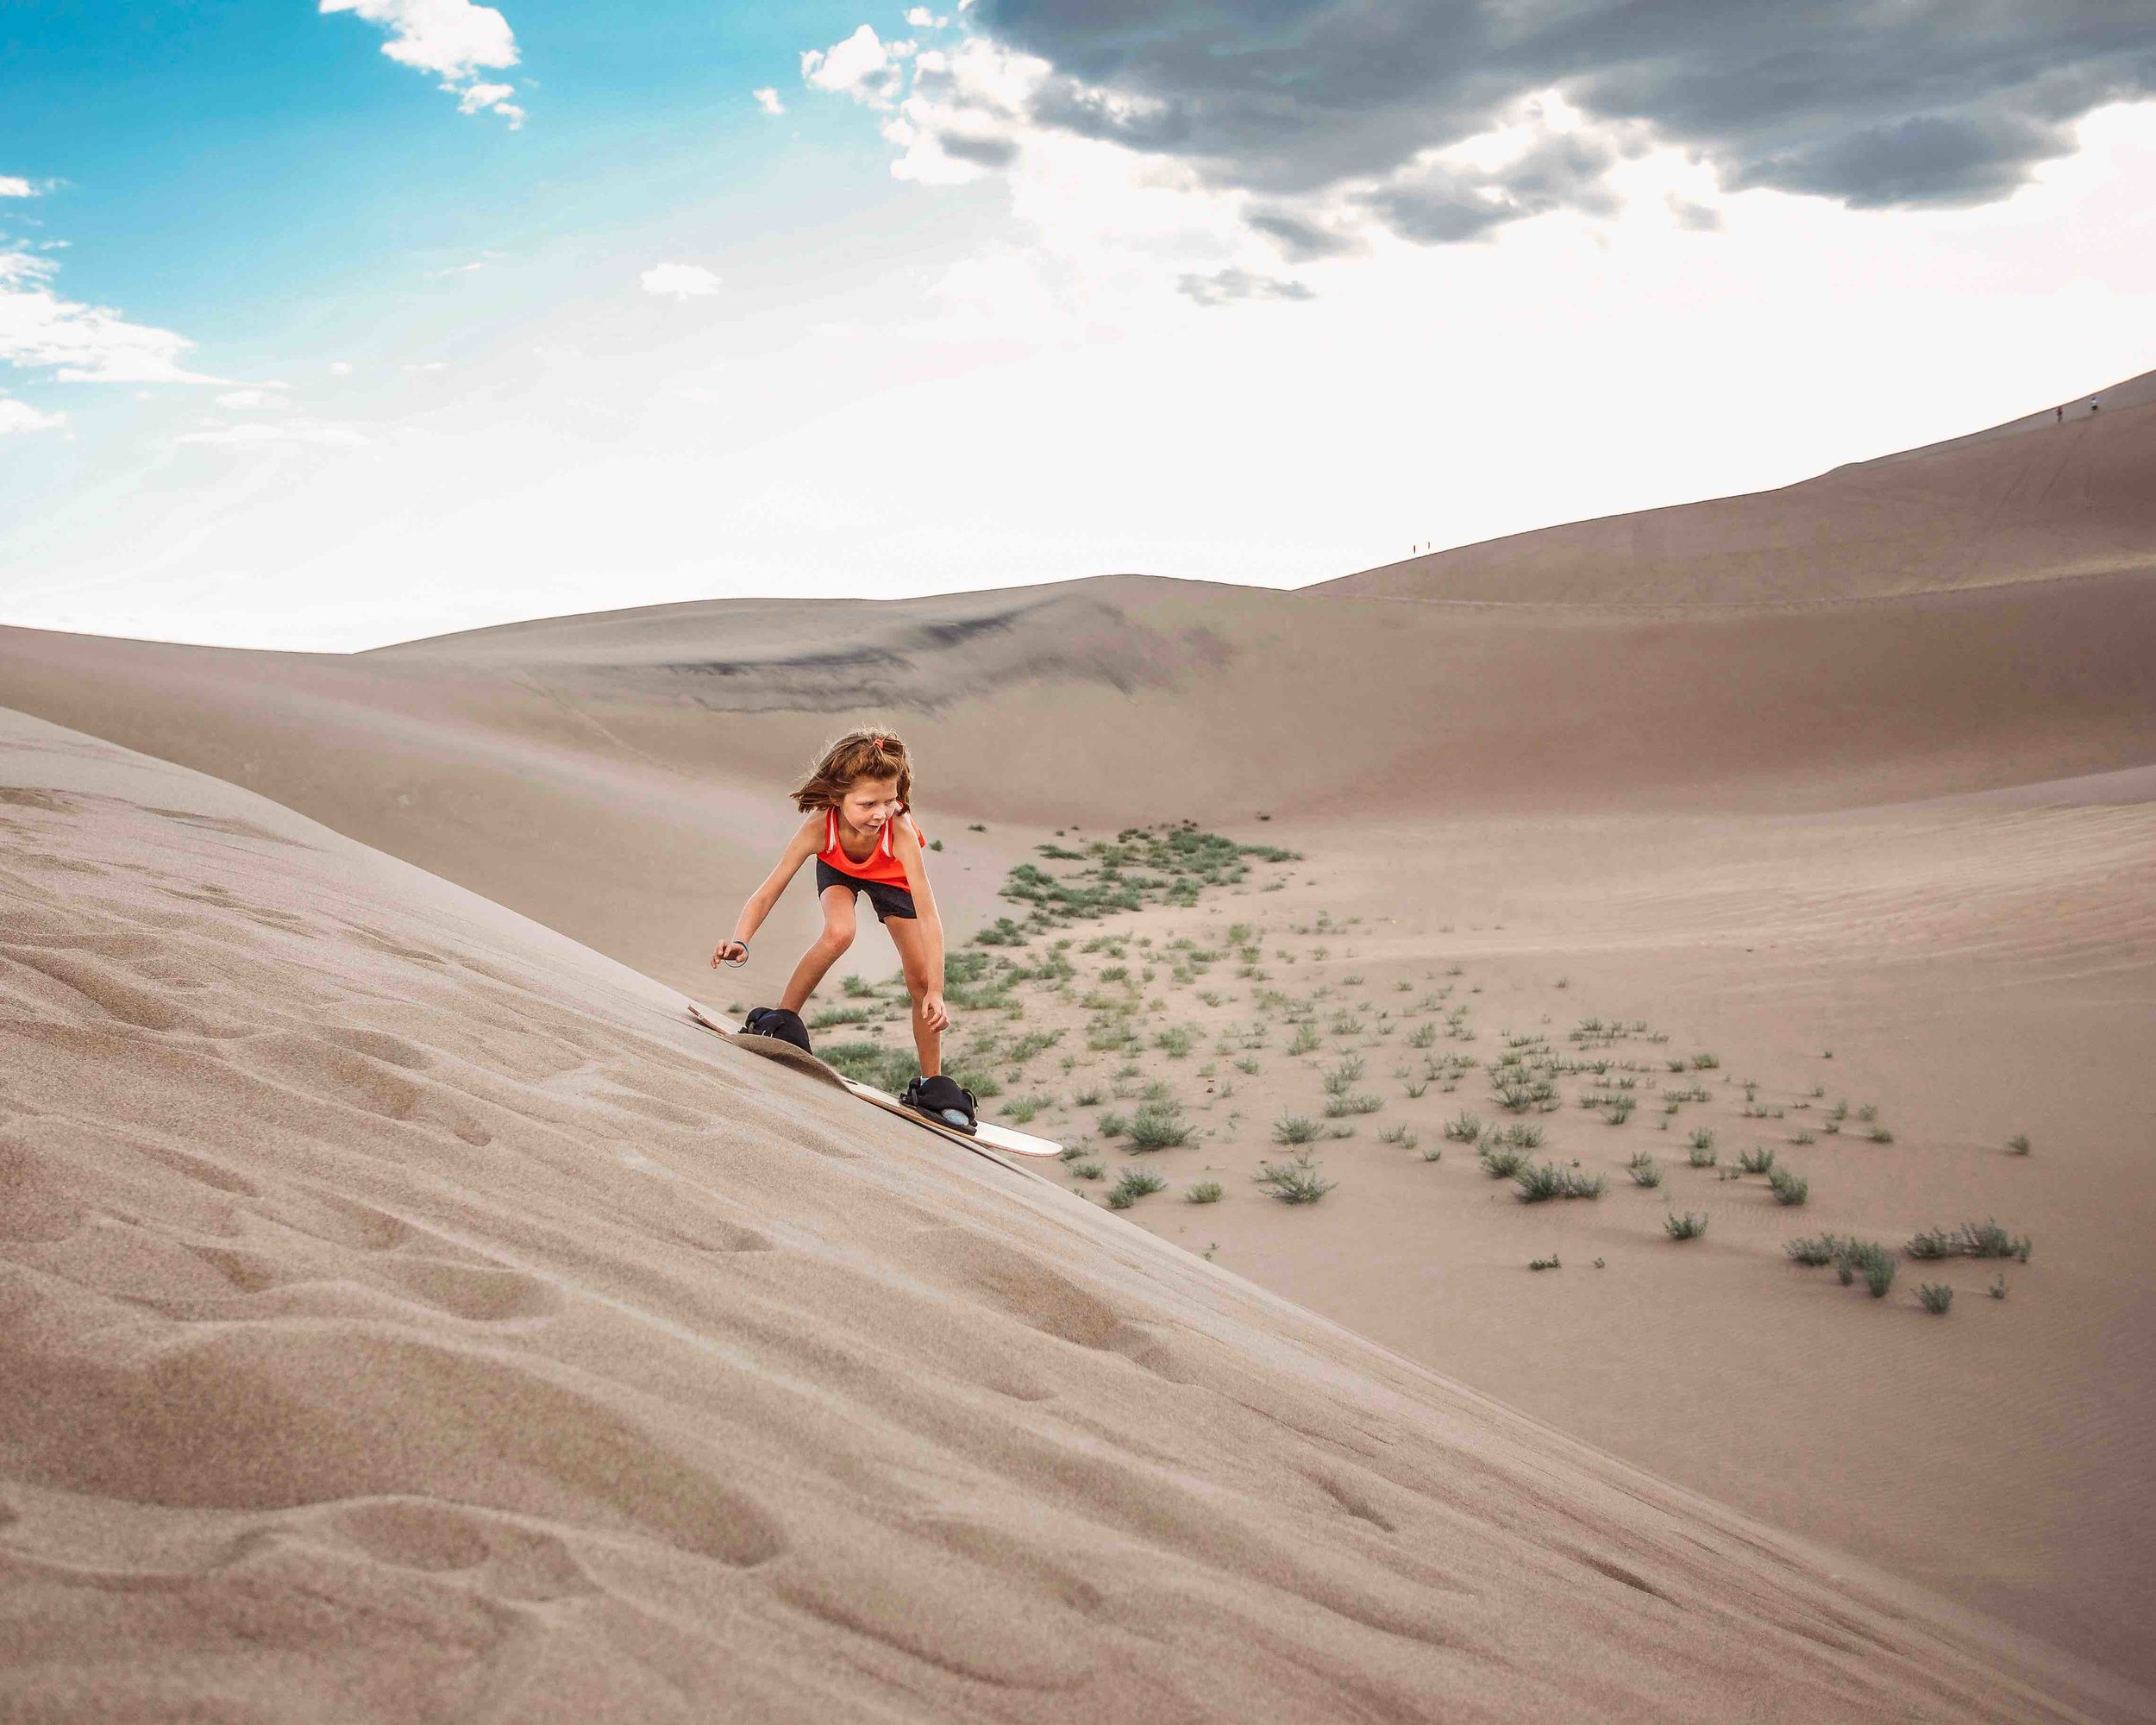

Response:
(1318, 367), (2156, 605)
(3, 386), (2153, 1709)
(4, 564), (2152, 998)
(3, 706), (2146, 1722)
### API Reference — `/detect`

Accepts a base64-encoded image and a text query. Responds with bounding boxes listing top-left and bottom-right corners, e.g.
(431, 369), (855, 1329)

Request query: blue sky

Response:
(3, 1), (2153, 648)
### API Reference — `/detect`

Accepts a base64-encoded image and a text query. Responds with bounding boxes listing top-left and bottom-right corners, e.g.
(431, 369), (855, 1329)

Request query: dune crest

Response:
(2, 705), (2142, 1722)
(1319, 367), (2156, 605)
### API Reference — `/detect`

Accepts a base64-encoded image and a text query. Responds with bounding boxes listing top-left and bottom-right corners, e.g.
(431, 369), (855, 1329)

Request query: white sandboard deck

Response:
(686, 1004), (1062, 1175)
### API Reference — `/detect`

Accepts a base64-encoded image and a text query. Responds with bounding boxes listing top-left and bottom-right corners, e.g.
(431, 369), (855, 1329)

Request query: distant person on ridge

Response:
(712, 729), (972, 1132)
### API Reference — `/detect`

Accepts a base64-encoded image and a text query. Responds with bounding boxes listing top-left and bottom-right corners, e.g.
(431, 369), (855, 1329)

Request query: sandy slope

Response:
(3, 705), (2148, 1723)
(3, 387), (2152, 1708)
(1316, 367), (2156, 605)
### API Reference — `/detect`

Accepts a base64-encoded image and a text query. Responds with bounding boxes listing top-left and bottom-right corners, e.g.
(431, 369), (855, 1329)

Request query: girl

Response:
(711, 729), (976, 1132)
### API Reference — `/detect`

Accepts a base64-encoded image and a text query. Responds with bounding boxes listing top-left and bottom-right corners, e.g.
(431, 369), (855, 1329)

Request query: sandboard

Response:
(684, 1004), (1063, 1169)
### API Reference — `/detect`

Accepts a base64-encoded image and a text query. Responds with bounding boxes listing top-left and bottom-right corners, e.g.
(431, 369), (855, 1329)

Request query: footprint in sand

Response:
(373, 1257), (563, 1323)
(900, 1225), (1198, 1384)
(329, 1500), (598, 1602)
(241, 1032), (497, 1145)
(10, 1329), (791, 1569)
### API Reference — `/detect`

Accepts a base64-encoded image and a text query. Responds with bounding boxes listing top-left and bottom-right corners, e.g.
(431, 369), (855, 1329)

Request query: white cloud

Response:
(321, 0), (526, 124)
(0, 247), (223, 384)
(906, 9), (948, 28)
(214, 389), (285, 409)
(639, 261), (723, 301)
(178, 418), (370, 449)
(0, 397), (66, 434)
(448, 79), (524, 127)
(329, 360), (355, 375)
(320, 0), (515, 78)
(0, 178), (36, 199)
(753, 86), (787, 116)
(802, 26), (904, 108)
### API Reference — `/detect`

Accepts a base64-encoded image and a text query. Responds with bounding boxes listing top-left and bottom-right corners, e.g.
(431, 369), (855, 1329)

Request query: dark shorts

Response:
(816, 858), (918, 923)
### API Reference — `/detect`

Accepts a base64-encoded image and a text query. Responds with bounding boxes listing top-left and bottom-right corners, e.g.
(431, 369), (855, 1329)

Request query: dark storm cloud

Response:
(974, 0), (2156, 240)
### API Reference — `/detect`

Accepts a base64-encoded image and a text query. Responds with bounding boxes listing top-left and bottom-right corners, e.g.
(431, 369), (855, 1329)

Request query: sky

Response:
(2, 0), (2153, 650)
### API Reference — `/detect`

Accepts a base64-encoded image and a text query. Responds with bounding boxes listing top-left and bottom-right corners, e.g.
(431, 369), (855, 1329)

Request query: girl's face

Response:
(838, 775), (902, 832)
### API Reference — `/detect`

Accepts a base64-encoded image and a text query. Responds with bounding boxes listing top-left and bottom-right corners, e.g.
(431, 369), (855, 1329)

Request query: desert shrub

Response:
(2005, 1133), (2032, 1156)
(1833, 1239), (1896, 1297)
(1515, 1163), (1604, 1202)
(1514, 1161), (1564, 1201)
(1479, 1144), (1530, 1179)
(1665, 1212), (1708, 1239)
(1185, 1178), (1225, 1204)
(1444, 1112), (1485, 1143)
(1626, 1153), (1663, 1188)
(1129, 1102), (1193, 1151)
(1320, 1056), (1365, 1095)
(1323, 1092), (1385, 1118)
(1106, 1167), (1169, 1208)
(1918, 1283), (1954, 1314)
(1784, 1234), (1838, 1265)
(1737, 1145), (1776, 1175)
(1273, 1113), (1323, 1145)
(1069, 1159), (1105, 1181)
(1766, 1167), (1808, 1206)
(1909, 1220), (2031, 1263)
(1096, 1111), (1131, 1138)
(1492, 1079), (1538, 1113)
(1253, 1153), (1335, 1204)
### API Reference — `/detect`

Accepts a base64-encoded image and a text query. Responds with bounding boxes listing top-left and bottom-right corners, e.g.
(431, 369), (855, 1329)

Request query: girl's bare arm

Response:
(890, 817), (944, 985)
(712, 814), (824, 965)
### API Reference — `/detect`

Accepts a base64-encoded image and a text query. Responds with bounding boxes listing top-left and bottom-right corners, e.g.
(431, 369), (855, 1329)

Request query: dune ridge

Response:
(1317, 367), (2156, 605)
(3, 705), (2147, 1722)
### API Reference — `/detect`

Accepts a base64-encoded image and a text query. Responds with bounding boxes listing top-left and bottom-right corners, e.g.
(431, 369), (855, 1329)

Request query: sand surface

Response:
(10, 706), (2147, 1721)
(3, 389), (2153, 1715)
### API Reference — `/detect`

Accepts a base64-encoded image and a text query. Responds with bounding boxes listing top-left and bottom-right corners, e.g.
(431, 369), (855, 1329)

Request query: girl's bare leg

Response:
(779, 887), (856, 1013)
(883, 913), (942, 1079)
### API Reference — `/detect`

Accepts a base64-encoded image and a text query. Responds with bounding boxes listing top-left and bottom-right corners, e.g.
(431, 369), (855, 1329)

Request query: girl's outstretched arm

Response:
(890, 816), (948, 1029)
(712, 813), (824, 967)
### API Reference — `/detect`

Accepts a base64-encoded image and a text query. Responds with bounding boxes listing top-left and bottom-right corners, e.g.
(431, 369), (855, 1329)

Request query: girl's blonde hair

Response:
(793, 727), (913, 813)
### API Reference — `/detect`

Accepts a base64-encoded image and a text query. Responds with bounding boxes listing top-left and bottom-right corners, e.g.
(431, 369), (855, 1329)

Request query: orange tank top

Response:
(818, 807), (924, 889)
